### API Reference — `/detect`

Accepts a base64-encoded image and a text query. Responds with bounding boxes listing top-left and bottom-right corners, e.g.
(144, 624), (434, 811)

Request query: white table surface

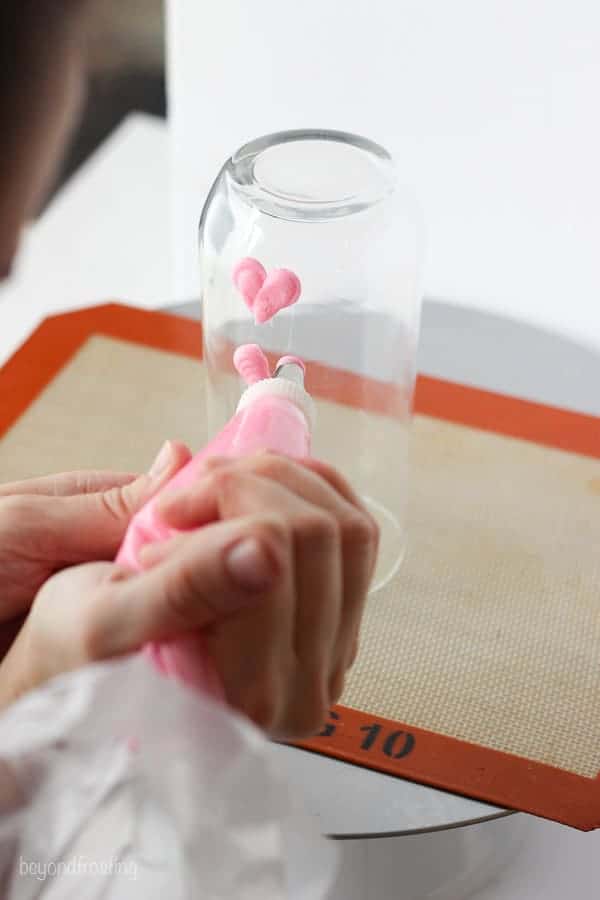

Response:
(1, 112), (599, 898)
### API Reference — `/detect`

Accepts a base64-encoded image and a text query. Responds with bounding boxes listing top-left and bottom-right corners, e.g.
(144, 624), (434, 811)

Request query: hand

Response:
(0, 441), (191, 622)
(2, 454), (379, 740)
(151, 453), (380, 737)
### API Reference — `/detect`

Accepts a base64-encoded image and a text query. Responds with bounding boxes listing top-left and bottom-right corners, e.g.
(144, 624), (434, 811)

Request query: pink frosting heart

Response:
(253, 269), (301, 324)
(233, 343), (270, 385)
(232, 258), (266, 310)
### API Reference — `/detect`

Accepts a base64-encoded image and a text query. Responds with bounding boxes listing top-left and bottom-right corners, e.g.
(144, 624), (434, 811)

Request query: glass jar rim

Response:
(225, 129), (397, 222)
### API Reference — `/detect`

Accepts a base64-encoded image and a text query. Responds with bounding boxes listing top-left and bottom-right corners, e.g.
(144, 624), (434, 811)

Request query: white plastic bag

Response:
(0, 656), (337, 899)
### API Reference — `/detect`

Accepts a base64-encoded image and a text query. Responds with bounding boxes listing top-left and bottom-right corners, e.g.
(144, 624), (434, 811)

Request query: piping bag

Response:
(116, 346), (316, 699)
(0, 357), (335, 899)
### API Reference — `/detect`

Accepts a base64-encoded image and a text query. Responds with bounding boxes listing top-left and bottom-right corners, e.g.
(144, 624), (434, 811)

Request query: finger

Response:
(155, 472), (222, 528)
(203, 470), (341, 732)
(158, 455), (376, 687)
(299, 457), (366, 509)
(46, 441), (192, 561)
(251, 456), (377, 689)
(85, 515), (288, 659)
(299, 458), (380, 574)
(287, 499), (341, 735)
(0, 441), (192, 501)
(157, 468), (340, 736)
(196, 515), (297, 736)
(200, 455), (232, 472)
(0, 471), (137, 498)
(149, 454), (233, 529)
(167, 467), (341, 654)
(283, 458), (379, 682)
(158, 453), (361, 534)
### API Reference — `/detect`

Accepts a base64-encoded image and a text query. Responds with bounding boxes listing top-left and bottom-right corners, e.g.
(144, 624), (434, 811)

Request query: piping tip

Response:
(273, 355), (306, 386)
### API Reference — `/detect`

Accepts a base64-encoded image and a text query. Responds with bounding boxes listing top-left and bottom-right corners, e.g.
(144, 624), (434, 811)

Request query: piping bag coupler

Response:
(116, 359), (316, 698)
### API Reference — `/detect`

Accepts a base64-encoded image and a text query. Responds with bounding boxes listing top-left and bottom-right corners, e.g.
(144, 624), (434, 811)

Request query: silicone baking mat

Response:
(2, 303), (600, 830)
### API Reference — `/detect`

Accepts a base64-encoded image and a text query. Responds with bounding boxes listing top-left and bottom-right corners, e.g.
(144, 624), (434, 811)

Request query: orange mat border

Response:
(2, 302), (600, 831)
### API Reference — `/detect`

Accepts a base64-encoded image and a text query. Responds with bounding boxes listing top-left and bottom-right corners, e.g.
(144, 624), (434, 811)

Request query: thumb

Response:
(53, 441), (192, 561)
(87, 516), (286, 658)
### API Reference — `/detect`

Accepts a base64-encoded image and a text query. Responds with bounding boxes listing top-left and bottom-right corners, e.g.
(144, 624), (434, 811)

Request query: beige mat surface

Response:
(2, 334), (600, 778)
(2, 306), (600, 828)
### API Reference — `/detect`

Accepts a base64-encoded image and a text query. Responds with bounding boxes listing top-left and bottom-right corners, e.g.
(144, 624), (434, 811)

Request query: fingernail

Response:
(225, 538), (277, 592)
(148, 441), (173, 479)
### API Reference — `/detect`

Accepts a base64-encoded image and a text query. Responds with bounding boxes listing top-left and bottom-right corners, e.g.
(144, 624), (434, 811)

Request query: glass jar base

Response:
(362, 496), (406, 593)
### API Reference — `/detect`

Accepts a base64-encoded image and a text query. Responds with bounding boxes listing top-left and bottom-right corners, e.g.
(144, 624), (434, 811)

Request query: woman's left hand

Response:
(0, 441), (191, 622)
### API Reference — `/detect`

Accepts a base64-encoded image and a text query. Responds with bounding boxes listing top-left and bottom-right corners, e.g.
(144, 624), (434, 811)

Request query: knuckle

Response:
(205, 468), (242, 512)
(201, 456), (229, 473)
(166, 562), (213, 626)
(209, 467), (237, 495)
(0, 495), (29, 525)
(99, 486), (133, 522)
(252, 451), (288, 480)
(0, 495), (52, 556)
(315, 459), (343, 486)
(342, 510), (379, 553)
(296, 510), (339, 548)
(307, 458), (356, 500)
(253, 514), (290, 559)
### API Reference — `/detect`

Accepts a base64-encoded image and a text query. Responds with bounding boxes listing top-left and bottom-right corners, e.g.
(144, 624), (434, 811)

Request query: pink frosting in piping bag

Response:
(116, 348), (314, 699)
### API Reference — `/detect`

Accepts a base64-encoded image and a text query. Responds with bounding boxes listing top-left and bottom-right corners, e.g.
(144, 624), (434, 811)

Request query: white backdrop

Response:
(166, 1), (600, 349)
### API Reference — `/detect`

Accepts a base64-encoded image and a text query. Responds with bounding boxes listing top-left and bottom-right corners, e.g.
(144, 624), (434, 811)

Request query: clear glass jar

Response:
(199, 130), (423, 590)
